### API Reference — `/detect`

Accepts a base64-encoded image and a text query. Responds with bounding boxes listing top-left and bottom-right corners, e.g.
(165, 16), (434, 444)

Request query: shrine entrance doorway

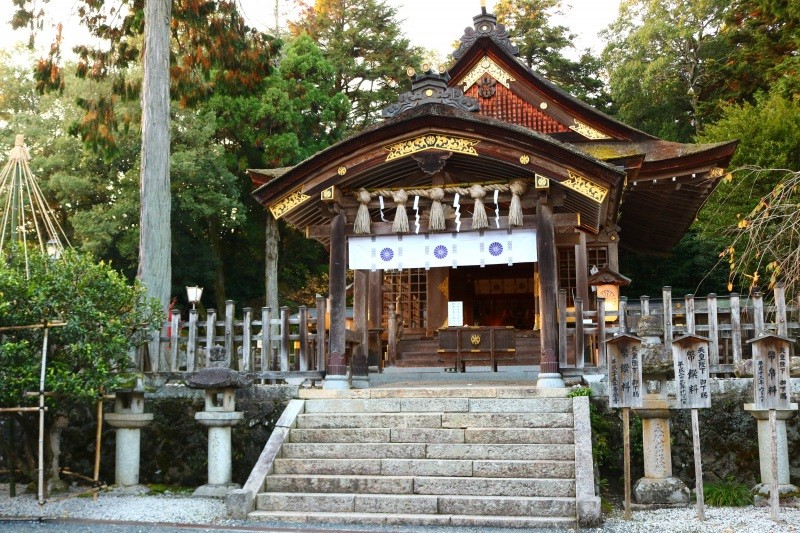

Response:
(449, 263), (538, 330)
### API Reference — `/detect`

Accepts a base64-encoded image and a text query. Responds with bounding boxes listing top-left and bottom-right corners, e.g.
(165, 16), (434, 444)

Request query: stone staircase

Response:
(241, 386), (600, 529)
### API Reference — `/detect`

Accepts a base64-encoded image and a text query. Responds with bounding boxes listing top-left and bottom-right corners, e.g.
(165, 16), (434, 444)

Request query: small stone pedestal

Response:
(536, 348), (565, 388)
(188, 368), (250, 498)
(744, 403), (800, 505)
(633, 403), (690, 505)
(104, 389), (153, 493)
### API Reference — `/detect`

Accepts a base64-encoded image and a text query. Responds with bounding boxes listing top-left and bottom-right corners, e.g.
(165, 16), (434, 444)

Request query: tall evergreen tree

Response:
(290, 0), (422, 130)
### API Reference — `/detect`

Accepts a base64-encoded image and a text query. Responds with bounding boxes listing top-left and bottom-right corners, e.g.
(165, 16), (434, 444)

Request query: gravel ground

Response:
(2, 485), (800, 532)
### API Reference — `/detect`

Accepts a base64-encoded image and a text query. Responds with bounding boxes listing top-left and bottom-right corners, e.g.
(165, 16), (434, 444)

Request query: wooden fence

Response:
(560, 284), (800, 376)
(140, 297), (329, 380)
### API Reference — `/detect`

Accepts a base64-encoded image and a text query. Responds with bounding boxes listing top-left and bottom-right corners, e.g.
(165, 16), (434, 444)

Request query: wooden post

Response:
(264, 215), (280, 321)
(299, 306), (309, 371)
(261, 307), (271, 380)
(623, 406), (632, 520)
(754, 291), (765, 336)
(685, 294), (695, 334)
(387, 303), (397, 366)
(93, 389), (104, 501)
(575, 296), (585, 368)
(597, 298), (606, 367)
(662, 286), (673, 344)
(170, 309), (180, 371)
(640, 295), (650, 317)
(280, 306), (290, 371)
(327, 208), (348, 376)
(558, 289), (568, 368)
(242, 307), (252, 372)
(775, 283), (787, 337)
(8, 418), (15, 497)
(692, 408), (705, 520)
(187, 309), (198, 372)
(316, 297), (327, 372)
(707, 294), (719, 366)
(206, 309), (216, 369)
(224, 300), (235, 369)
(352, 270), (369, 378)
(619, 296), (628, 334)
(536, 193), (559, 367)
(770, 408), (780, 521)
(575, 232), (589, 309)
(368, 270), (383, 370)
(38, 326), (49, 505)
(730, 293), (742, 368)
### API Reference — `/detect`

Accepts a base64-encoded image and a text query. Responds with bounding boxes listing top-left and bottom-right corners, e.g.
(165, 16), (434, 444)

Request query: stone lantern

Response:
(187, 368), (251, 498)
(104, 376), (153, 493)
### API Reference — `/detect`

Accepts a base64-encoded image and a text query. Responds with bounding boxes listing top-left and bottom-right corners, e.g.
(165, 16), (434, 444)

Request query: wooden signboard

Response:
(671, 334), (712, 521)
(749, 334), (792, 411)
(447, 301), (464, 327)
(672, 334), (712, 409)
(606, 334), (644, 409)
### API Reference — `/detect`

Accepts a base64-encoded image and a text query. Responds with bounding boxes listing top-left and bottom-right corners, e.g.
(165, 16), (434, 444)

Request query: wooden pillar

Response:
(575, 231), (589, 309)
(368, 270), (383, 369)
(536, 192), (562, 385)
(264, 215), (280, 315)
(351, 269), (369, 380)
(426, 268), (449, 336)
(327, 208), (347, 378)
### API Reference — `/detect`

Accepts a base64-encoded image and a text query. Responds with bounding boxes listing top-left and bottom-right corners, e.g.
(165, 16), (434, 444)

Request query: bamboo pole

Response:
(38, 325), (49, 505)
(8, 417), (15, 497)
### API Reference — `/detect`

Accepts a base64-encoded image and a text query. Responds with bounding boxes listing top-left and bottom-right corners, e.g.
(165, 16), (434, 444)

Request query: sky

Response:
(0, 0), (621, 60)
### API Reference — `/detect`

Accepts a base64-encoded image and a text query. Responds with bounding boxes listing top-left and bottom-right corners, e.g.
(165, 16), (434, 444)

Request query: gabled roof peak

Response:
(452, 7), (519, 61)
(382, 65), (479, 118)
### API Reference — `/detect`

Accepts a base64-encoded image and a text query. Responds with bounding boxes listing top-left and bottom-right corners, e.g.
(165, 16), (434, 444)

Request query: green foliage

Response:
(703, 478), (752, 506)
(602, 0), (729, 141)
(0, 249), (161, 410)
(495, 0), (612, 111)
(291, 0), (422, 131)
(568, 387), (615, 469)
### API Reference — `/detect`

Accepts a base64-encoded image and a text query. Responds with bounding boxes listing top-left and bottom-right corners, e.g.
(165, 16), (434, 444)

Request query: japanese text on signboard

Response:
(607, 337), (644, 409)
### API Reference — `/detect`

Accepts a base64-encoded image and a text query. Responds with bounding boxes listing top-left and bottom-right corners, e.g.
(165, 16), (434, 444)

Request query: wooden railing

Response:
(559, 284), (800, 376)
(136, 297), (329, 380)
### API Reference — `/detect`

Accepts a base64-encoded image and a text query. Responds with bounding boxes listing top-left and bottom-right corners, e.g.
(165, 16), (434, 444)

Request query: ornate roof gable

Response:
(382, 66), (479, 118)
(452, 7), (519, 61)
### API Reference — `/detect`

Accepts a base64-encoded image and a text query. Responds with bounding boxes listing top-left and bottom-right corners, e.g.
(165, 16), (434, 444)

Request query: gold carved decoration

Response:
(539, 102), (548, 110)
(709, 167), (725, 178)
(519, 154), (530, 165)
(438, 276), (449, 300)
(470, 334), (482, 346)
(269, 187), (311, 219)
(385, 135), (480, 162)
(535, 174), (550, 190)
(320, 186), (335, 200)
(563, 170), (609, 203)
(337, 166), (347, 176)
(569, 119), (611, 140)
(460, 56), (516, 90)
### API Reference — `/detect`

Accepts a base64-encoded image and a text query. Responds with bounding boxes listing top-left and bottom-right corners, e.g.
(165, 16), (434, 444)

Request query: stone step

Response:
(255, 492), (576, 517)
(442, 412), (573, 428)
(288, 428), (391, 443)
(426, 443), (574, 461)
(265, 474), (414, 494)
(298, 386), (571, 400)
(281, 442), (427, 459)
(247, 510), (577, 529)
(413, 476), (575, 497)
(464, 427), (574, 444)
(274, 457), (575, 478)
(265, 474), (574, 497)
(301, 397), (573, 414)
(295, 413), (442, 429)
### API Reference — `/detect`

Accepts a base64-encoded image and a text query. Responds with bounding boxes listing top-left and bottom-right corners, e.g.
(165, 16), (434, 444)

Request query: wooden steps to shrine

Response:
(394, 335), (540, 368)
(245, 386), (600, 529)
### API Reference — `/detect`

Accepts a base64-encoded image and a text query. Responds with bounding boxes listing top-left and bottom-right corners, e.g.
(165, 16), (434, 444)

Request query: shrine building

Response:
(249, 6), (737, 386)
